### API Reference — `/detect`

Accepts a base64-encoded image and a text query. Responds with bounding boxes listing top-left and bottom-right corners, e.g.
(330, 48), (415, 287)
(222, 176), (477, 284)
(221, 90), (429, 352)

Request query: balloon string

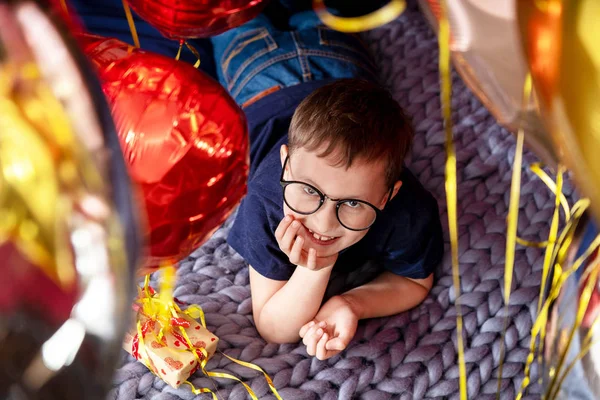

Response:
(496, 74), (532, 398)
(437, 2), (467, 399)
(122, 0), (140, 48)
(312, 0), (406, 32)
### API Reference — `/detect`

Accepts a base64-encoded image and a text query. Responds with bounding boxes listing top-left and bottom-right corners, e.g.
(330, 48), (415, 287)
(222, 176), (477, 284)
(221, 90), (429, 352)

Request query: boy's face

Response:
(280, 144), (400, 258)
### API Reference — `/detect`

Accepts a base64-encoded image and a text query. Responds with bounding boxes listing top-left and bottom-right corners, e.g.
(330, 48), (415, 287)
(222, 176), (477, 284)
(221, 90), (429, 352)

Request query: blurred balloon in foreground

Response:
(79, 34), (249, 271)
(419, 0), (558, 166)
(518, 0), (600, 221)
(0, 1), (141, 399)
(125, 0), (269, 39)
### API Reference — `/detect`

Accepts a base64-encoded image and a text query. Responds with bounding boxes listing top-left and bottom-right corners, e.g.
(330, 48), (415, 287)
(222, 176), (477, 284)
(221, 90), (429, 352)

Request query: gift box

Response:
(123, 310), (219, 389)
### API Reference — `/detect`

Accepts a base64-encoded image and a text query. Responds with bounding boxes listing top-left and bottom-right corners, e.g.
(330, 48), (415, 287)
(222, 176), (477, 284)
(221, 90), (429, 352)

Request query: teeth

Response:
(309, 229), (334, 241)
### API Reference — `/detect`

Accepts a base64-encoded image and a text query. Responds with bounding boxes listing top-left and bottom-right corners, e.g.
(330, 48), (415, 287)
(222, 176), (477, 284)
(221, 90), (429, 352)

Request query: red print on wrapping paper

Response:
(151, 340), (166, 349)
(171, 330), (191, 349)
(170, 317), (191, 328)
(131, 319), (158, 359)
(193, 340), (206, 349)
(190, 362), (201, 376)
(131, 334), (140, 359)
(141, 320), (156, 336)
(165, 357), (184, 370)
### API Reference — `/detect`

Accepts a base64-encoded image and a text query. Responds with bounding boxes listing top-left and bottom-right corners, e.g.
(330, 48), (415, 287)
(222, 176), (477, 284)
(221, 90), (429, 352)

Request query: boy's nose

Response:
(312, 201), (339, 234)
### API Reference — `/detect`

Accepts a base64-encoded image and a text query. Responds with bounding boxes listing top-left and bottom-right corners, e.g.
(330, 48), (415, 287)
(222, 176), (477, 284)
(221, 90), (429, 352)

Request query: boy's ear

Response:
(280, 144), (289, 167)
(389, 180), (403, 202)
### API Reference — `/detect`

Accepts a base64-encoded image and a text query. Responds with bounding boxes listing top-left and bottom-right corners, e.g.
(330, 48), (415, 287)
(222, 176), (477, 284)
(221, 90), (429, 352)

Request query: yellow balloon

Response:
(518, 0), (600, 220)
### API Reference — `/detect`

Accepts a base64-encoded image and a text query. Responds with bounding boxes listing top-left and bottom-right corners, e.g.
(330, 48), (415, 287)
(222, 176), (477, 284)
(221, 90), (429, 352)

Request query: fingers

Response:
(325, 337), (347, 352)
(280, 220), (302, 252)
(299, 320), (315, 338)
(302, 321), (327, 356)
(274, 215), (293, 242)
(305, 248), (317, 270)
(288, 236), (304, 265)
(316, 331), (329, 360)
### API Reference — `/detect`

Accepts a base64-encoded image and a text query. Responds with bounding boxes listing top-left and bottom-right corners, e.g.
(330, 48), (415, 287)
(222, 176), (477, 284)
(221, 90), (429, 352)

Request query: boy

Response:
(211, 5), (443, 360)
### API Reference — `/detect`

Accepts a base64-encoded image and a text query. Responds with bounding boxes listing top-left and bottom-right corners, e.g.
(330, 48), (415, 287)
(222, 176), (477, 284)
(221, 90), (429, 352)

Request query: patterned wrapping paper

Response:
(123, 311), (219, 389)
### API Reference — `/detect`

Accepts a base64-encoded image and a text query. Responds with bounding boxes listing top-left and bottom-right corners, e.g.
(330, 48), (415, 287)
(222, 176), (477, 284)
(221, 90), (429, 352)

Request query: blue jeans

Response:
(211, 11), (378, 108)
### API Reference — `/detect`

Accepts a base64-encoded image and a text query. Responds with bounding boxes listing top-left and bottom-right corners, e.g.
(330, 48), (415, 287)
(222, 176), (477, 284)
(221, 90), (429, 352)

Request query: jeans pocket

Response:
(220, 28), (278, 84)
(317, 26), (371, 55)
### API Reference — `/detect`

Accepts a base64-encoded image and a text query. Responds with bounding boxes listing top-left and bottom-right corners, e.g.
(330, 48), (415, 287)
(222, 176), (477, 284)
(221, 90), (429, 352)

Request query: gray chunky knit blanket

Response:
(109, 1), (574, 398)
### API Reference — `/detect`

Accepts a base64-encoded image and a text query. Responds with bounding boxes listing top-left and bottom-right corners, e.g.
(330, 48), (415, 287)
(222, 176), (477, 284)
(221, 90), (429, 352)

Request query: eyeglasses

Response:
(279, 156), (393, 231)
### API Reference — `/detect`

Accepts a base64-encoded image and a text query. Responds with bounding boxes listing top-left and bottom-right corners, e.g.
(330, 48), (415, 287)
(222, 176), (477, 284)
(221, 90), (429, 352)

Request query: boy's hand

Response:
(275, 215), (338, 271)
(299, 295), (358, 360)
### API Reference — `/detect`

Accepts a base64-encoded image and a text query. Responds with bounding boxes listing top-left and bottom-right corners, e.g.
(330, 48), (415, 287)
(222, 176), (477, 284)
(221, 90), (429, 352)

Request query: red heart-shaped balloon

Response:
(80, 34), (249, 270)
(126, 0), (269, 39)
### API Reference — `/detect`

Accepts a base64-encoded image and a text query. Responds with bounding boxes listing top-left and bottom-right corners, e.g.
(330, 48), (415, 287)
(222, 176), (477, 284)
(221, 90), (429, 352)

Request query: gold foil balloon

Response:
(0, 0), (141, 399)
(517, 0), (600, 220)
(419, 0), (558, 166)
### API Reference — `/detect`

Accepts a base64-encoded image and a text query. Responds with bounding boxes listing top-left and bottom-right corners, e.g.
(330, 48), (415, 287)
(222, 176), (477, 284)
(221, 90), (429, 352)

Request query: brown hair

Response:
(288, 79), (413, 188)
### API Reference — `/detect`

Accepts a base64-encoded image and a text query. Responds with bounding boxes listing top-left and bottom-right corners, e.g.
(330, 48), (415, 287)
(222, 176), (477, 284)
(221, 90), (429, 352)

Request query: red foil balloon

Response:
(80, 34), (249, 269)
(126, 0), (269, 39)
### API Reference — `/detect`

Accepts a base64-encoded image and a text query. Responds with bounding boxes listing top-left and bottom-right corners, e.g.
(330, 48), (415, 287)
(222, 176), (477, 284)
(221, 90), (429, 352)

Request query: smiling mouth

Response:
(307, 228), (338, 242)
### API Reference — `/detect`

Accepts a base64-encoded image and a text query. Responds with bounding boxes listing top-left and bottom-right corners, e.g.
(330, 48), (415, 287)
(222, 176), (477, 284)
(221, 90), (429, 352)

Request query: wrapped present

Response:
(125, 269), (282, 399)
(123, 309), (218, 389)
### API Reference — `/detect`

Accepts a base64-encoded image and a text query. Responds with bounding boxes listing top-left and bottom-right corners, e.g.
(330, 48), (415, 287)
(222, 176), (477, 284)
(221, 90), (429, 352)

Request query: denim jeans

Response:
(210, 11), (378, 108)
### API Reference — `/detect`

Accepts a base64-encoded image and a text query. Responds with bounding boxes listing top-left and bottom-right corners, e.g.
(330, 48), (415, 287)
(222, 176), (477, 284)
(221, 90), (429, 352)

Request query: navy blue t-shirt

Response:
(228, 81), (444, 281)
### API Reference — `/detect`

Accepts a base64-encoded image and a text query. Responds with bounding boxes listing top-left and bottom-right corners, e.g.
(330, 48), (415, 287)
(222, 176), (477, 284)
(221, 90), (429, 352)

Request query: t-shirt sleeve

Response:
(382, 196), (444, 279)
(227, 192), (296, 281)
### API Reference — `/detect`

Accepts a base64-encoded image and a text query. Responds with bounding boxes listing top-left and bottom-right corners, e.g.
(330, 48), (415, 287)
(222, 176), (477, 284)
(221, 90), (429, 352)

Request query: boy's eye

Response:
(345, 201), (361, 208)
(303, 186), (319, 196)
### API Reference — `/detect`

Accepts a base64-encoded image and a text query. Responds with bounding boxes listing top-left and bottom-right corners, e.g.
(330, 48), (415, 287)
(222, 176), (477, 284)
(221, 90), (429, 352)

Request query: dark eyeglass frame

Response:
(279, 156), (393, 231)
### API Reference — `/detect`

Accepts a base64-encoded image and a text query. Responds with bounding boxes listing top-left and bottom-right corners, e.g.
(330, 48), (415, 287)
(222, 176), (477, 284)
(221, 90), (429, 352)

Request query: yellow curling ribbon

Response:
(175, 41), (202, 69)
(504, 75), (532, 307)
(438, 2), (466, 399)
(122, 0), (141, 49)
(535, 164), (564, 384)
(516, 199), (595, 399)
(530, 164), (570, 218)
(497, 75), (532, 398)
(515, 236), (549, 249)
(135, 265), (282, 399)
(313, 0), (406, 33)
(551, 303), (600, 400)
(546, 255), (600, 399)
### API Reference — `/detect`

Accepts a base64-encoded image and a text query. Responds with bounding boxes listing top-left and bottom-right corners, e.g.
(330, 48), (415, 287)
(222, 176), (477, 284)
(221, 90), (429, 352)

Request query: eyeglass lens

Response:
(283, 182), (376, 230)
